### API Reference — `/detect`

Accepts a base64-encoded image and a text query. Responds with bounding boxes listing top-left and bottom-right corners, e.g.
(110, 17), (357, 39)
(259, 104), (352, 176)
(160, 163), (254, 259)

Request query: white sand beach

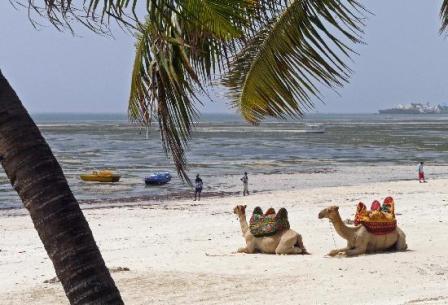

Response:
(1, 166), (448, 305)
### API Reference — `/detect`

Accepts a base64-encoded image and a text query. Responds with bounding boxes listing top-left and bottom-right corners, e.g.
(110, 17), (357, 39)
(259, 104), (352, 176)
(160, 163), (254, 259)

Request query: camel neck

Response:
(330, 212), (356, 240)
(238, 213), (249, 235)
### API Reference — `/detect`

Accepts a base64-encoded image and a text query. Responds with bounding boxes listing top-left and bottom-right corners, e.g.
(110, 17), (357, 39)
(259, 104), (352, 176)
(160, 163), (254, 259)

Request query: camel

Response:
(318, 206), (407, 257)
(233, 205), (308, 255)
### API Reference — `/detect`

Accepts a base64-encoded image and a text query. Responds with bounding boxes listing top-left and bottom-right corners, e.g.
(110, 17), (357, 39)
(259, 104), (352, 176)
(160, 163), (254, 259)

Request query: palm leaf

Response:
(441, 0), (448, 33)
(224, 0), (366, 124)
(129, 2), (247, 182)
(174, 0), (248, 81)
(19, 0), (249, 32)
(19, 0), (249, 181)
(180, 0), (245, 39)
(129, 21), (199, 183)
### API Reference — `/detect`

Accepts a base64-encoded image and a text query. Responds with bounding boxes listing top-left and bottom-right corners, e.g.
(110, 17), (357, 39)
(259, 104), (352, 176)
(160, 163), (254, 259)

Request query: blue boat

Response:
(144, 172), (172, 185)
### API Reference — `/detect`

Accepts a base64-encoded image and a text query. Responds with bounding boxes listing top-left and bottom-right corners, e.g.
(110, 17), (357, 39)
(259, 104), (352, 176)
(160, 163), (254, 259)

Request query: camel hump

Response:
(249, 207), (290, 237)
(275, 207), (288, 221)
(252, 206), (263, 216)
(354, 197), (397, 234)
(264, 207), (276, 216)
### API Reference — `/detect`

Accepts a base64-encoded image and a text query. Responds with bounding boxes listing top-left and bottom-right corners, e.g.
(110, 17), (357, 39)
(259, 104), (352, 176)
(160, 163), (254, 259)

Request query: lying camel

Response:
(233, 205), (308, 255)
(318, 206), (407, 257)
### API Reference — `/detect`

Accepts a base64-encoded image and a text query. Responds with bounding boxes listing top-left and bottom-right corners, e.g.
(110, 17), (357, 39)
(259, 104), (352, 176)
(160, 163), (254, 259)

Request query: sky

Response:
(1, 1), (448, 114)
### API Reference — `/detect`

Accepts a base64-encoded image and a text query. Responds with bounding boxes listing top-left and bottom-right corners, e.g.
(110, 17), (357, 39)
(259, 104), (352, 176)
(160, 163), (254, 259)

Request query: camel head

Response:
(233, 205), (247, 216)
(318, 206), (339, 220)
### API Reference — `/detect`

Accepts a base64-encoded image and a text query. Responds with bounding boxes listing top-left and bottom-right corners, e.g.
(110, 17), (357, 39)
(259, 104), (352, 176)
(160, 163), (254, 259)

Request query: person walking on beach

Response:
(194, 174), (203, 201)
(241, 172), (249, 196)
(418, 162), (426, 183)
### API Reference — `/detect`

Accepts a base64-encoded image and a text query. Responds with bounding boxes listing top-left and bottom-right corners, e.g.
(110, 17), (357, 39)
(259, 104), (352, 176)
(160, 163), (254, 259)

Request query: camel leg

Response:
(328, 247), (351, 257)
(237, 247), (250, 253)
(237, 246), (255, 254)
(275, 234), (302, 255)
(345, 247), (367, 256)
(395, 228), (408, 251)
(276, 246), (304, 255)
(343, 238), (369, 256)
(237, 245), (256, 254)
(340, 236), (370, 257)
(237, 240), (256, 254)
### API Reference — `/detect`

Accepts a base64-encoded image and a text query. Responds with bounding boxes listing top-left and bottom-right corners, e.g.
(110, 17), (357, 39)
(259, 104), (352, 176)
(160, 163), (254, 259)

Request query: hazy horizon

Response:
(29, 110), (380, 115)
(2, 0), (448, 114)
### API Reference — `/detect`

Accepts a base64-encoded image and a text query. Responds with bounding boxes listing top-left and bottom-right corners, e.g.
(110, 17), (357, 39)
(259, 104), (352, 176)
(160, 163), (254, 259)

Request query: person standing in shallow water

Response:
(418, 162), (426, 183)
(194, 174), (203, 201)
(241, 172), (249, 196)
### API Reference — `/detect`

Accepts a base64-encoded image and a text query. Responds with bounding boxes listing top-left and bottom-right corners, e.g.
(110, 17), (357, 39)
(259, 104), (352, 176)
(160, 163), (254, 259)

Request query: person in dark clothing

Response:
(194, 174), (203, 201)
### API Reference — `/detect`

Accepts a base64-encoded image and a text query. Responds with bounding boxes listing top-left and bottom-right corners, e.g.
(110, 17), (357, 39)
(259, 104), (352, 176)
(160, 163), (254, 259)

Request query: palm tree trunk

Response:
(0, 70), (124, 305)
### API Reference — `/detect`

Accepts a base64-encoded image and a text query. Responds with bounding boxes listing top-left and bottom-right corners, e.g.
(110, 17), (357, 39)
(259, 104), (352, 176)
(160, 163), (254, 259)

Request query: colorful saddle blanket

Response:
(354, 197), (397, 235)
(249, 207), (290, 237)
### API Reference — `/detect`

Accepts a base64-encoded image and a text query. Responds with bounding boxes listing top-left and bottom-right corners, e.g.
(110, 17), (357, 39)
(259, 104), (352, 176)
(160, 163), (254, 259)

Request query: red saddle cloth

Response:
(361, 220), (397, 235)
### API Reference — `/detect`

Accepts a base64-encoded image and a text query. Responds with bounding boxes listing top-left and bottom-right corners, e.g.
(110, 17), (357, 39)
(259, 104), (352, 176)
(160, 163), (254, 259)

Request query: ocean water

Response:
(1, 113), (448, 209)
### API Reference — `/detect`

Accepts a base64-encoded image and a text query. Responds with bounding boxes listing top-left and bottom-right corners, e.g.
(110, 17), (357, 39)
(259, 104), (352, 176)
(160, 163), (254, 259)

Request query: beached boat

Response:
(145, 172), (172, 185)
(304, 124), (325, 133)
(80, 170), (121, 182)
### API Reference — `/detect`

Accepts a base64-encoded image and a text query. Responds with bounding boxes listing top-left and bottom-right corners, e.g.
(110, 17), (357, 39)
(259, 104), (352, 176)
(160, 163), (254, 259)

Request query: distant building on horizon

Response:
(379, 102), (448, 114)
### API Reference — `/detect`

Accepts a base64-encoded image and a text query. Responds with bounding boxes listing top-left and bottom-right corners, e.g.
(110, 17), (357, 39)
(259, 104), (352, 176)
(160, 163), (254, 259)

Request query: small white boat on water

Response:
(304, 124), (325, 133)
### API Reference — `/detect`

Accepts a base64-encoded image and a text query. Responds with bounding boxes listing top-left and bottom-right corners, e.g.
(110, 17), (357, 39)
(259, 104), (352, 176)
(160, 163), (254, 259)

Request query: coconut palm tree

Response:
(0, 71), (123, 304)
(3, 0), (448, 304)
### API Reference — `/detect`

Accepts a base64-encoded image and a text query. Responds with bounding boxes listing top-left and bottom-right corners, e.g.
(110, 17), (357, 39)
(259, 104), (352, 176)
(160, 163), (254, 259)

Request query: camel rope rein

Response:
(328, 220), (337, 248)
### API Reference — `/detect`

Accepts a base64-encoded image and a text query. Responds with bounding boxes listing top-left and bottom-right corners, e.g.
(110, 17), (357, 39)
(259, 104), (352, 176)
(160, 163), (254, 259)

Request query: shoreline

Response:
(3, 164), (448, 212)
(1, 168), (448, 304)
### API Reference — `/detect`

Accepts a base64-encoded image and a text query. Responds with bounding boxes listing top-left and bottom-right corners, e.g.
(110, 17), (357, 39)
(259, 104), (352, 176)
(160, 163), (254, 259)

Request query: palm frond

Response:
(128, 2), (254, 182)
(129, 21), (200, 183)
(16, 0), (250, 33)
(12, 0), (169, 32)
(223, 0), (366, 124)
(180, 0), (246, 39)
(175, 0), (248, 81)
(441, 0), (448, 34)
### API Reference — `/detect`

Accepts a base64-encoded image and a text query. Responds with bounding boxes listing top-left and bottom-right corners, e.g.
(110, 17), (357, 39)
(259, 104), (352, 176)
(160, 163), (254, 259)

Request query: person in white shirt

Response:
(241, 172), (249, 196)
(418, 162), (426, 183)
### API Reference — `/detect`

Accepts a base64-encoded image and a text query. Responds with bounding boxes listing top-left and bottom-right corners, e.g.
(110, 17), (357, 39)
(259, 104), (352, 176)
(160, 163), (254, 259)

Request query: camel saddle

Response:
(249, 207), (290, 237)
(354, 197), (397, 235)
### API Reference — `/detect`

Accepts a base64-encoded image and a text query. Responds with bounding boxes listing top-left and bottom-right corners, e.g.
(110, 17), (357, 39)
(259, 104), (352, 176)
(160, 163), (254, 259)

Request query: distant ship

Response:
(304, 123), (325, 133)
(379, 103), (448, 114)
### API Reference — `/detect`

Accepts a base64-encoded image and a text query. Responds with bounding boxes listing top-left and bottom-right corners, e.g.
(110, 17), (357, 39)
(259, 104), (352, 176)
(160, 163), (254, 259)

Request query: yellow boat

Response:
(80, 170), (121, 182)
